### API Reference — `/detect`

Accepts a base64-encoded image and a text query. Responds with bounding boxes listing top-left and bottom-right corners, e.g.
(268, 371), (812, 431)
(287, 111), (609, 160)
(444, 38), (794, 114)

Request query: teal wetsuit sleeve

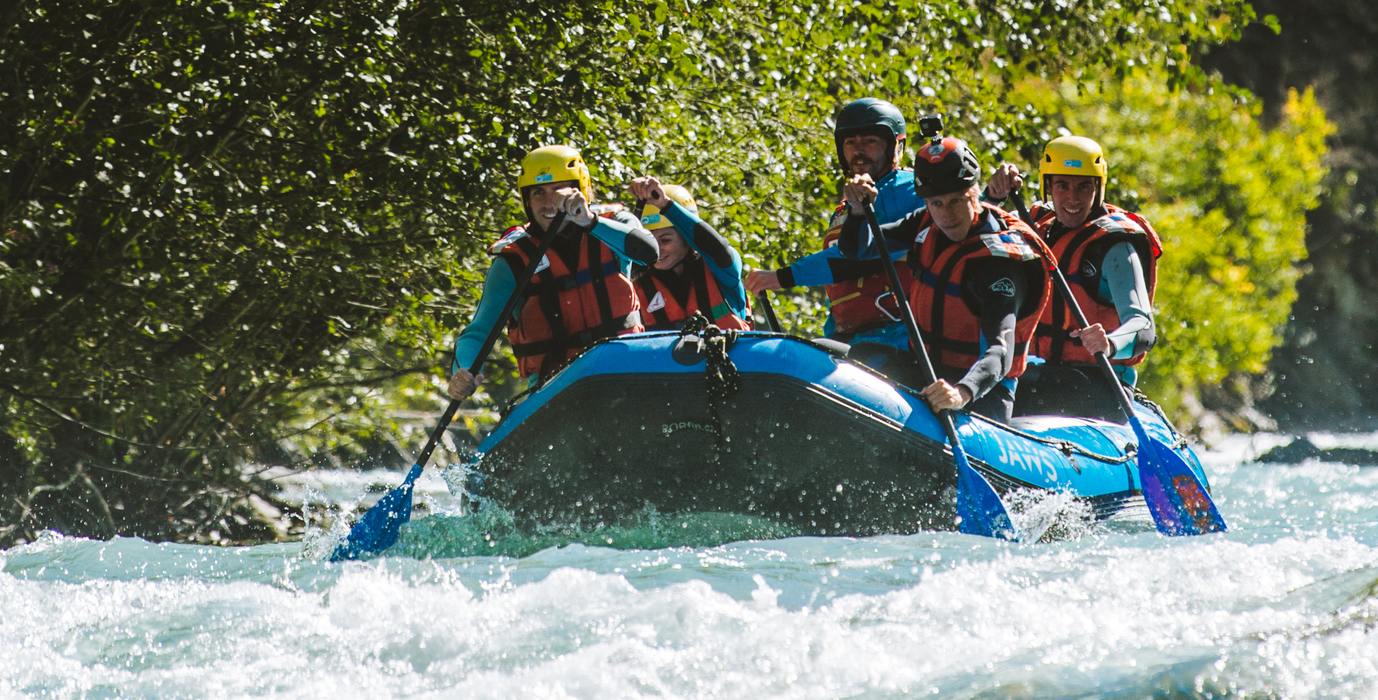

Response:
(781, 244), (910, 288)
(452, 258), (518, 374)
(781, 247), (841, 287)
(590, 210), (658, 272)
(665, 201), (749, 319)
(1100, 241), (1156, 360)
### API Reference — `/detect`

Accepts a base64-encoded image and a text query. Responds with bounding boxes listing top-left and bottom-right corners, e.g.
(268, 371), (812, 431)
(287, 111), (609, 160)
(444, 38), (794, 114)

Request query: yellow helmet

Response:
(1040, 136), (1107, 202)
(638, 184), (697, 231)
(518, 145), (592, 200)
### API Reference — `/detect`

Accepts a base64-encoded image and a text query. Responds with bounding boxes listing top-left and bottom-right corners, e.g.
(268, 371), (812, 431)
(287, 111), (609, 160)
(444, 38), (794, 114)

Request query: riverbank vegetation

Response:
(0, 1), (1329, 545)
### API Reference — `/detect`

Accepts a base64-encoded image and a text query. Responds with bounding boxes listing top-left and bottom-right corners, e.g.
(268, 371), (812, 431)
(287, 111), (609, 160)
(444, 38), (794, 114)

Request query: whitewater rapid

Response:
(3, 433), (1377, 698)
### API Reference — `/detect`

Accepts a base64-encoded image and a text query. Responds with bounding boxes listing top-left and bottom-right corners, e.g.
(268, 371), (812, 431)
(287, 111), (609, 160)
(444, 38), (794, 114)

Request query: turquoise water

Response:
(4, 433), (1378, 698)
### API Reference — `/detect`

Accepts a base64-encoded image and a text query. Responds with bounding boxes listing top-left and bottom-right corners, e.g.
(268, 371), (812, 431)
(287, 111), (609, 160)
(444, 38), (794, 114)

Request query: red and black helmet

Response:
(912, 137), (981, 197)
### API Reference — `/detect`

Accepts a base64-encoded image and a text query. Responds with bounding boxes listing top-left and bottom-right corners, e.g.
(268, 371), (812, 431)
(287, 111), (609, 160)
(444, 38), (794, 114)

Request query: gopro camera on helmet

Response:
(910, 115), (982, 198)
(918, 114), (944, 140)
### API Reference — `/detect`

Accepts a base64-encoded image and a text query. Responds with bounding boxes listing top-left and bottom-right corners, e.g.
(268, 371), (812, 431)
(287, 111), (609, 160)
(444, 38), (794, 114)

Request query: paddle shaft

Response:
(756, 291), (782, 332)
(419, 212), (570, 469)
(860, 203), (968, 453)
(1007, 191), (1137, 417)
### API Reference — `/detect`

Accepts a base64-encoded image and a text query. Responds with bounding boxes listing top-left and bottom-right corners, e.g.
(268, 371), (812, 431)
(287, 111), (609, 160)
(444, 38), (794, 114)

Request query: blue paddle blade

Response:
(1130, 419), (1227, 536)
(954, 450), (1019, 541)
(329, 462), (424, 561)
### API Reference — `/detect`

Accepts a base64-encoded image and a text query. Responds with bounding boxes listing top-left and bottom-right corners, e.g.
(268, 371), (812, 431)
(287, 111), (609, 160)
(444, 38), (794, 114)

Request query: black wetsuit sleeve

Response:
(956, 257), (1028, 401)
(598, 209), (659, 266)
(837, 207), (923, 259)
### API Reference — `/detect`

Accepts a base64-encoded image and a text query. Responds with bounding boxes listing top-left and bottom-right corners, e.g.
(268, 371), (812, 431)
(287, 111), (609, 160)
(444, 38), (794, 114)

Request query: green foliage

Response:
(0, 0), (1319, 544)
(1200, 0), (1378, 427)
(1004, 76), (1329, 415)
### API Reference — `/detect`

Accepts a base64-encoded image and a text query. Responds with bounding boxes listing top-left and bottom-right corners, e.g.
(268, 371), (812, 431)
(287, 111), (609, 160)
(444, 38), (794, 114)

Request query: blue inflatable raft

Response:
(472, 329), (1213, 535)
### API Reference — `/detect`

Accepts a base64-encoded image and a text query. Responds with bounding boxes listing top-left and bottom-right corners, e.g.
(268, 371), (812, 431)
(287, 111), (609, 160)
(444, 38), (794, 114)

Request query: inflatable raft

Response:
(470, 327), (1213, 535)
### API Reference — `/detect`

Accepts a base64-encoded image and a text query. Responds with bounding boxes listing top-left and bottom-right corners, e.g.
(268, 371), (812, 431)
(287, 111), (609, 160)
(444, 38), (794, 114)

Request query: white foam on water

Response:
(4, 435), (1378, 698)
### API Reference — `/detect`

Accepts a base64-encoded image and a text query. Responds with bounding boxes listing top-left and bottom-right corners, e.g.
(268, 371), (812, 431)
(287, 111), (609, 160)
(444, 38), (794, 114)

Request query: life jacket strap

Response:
(510, 312), (640, 357)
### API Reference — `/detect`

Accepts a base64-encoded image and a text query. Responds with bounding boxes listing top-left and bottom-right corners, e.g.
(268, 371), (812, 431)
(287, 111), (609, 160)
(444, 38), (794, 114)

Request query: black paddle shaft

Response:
(1008, 190), (1137, 417)
(860, 202), (968, 447)
(861, 203), (940, 385)
(414, 211), (570, 469)
(756, 291), (782, 332)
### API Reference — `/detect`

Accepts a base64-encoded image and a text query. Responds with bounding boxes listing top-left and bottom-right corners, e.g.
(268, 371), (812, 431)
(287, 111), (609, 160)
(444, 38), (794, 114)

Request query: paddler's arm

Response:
(1069, 241), (1156, 369)
(920, 259), (1030, 413)
(749, 246), (880, 292)
(956, 258), (1029, 404)
(447, 257), (518, 400)
(1100, 241), (1156, 360)
(836, 206), (922, 261)
(588, 209), (659, 270)
(663, 200), (750, 320)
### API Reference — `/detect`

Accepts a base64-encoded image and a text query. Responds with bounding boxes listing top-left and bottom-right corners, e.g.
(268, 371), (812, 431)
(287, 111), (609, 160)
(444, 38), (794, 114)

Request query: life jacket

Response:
(634, 255), (752, 332)
(908, 203), (1054, 379)
(822, 202), (914, 334)
(492, 222), (643, 379)
(1028, 202), (1162, 366)
(820, 169), (923, 337)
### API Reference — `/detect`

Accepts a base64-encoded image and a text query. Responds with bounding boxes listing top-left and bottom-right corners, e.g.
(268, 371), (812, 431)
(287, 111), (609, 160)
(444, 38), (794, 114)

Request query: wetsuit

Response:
(453, 210), (657, 385)
(768, 169), (923, 349)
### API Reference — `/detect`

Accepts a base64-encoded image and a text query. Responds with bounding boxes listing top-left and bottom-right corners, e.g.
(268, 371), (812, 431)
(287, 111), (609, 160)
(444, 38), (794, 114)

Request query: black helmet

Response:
(833, 98), (907, 174)
(913, 137), (981, 197)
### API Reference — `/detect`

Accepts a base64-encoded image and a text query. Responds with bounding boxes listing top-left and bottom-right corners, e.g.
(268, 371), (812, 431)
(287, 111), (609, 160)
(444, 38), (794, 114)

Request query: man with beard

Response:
(746, 98), (922, 358)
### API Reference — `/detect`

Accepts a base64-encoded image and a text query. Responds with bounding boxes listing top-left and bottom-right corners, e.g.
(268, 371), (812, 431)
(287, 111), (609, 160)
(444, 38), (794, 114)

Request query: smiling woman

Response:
(630, 180), (751, 332)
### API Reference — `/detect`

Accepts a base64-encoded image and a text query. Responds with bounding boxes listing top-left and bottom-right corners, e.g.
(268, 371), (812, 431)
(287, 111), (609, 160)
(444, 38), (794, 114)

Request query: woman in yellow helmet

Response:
(447, 145), (658, 400)
(985, 135), (1162, 419)
(628, 177), (750, 331)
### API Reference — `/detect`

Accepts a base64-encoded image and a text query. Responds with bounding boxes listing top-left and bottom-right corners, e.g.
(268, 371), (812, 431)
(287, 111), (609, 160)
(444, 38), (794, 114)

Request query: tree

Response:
(1201, 0), (1378, 429)
(0, 0), (1318, 545)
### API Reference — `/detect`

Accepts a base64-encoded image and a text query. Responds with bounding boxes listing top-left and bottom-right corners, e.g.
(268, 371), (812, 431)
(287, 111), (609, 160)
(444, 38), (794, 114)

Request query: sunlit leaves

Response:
(1017, 76), (1329, 415)
(0, 0), (1318, 543)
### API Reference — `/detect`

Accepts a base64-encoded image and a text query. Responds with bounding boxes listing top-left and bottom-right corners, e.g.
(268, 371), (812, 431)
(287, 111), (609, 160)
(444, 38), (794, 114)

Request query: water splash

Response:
(5, 435), (1378, 698)
(389, 502), (803, 559)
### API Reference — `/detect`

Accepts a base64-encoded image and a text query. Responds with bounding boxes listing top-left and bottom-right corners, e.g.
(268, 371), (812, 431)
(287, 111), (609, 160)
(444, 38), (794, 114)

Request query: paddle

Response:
(860, 202), (1018, 540)
(330, 212), (569, 561)
(755, 291), (782, 332)
(1008, 189), (1226, 535)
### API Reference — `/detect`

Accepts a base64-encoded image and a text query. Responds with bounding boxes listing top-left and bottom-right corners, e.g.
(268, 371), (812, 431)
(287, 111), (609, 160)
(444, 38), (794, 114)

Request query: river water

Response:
(4, 432), (1377, 698)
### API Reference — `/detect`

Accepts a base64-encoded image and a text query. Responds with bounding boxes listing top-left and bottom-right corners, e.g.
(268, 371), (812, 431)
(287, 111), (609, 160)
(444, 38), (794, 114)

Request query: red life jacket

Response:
(493, 223), (643, 379)
(634, 256), (752, 331)
(1028, 202), (1162, 366)
(821, 203), (914, 335)
(908, 203), (1054, 379)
